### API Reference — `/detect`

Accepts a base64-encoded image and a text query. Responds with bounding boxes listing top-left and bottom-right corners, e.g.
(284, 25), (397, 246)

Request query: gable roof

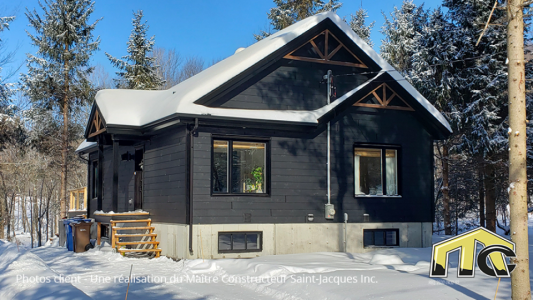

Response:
(92, 12), (452, 135)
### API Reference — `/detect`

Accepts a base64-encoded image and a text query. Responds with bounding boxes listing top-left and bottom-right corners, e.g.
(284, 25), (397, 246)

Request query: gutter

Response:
(188, 118), (199, 255)
(77, 152), (89, 163)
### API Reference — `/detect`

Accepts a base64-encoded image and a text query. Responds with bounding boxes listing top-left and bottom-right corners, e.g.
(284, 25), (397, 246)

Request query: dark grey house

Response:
(76, 12), (452, 259)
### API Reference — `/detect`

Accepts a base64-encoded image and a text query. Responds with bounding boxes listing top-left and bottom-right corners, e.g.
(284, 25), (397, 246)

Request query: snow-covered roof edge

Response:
(93, 12), (451, 134)
(75, 140), (97, 153)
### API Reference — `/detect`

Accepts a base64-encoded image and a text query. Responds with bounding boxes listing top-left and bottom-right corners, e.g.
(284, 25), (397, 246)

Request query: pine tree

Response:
(347, 8), (375, 47)
(255, 0), (342, 40)
(21, 0), (101, 218)
(0, 16), (15, 109)
(442, 0), (510, 233)
(406, 8), (458, 234)
(380, 0), (427, 74)
(106, 10), (163, 90)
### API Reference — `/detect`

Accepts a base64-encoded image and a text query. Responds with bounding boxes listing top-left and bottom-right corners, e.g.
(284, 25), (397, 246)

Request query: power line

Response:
(333, 52), (507, 78)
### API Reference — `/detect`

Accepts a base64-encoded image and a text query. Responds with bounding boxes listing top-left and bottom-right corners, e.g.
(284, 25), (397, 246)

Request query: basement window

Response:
(354, 146), (400, 196)
(363, 229), (399, 247)
(218, 232), (262, 253)
(212, 139), (269, 195)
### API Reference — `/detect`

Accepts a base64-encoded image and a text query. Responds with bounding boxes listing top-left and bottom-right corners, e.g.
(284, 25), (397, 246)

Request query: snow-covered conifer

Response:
(380, 0), (427, 74)
(347, 8), (375, 47)
(0, 16), (15, 109)
(106, 10), (164, 90)
(255, 0), (342, 40)
(21, 0), (101, 218)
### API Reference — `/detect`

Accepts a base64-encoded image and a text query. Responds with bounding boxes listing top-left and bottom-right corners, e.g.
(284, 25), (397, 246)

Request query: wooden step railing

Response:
(110, 219), (160, 258)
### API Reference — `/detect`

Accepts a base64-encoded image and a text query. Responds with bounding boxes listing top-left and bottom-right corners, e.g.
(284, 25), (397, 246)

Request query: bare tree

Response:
(151, 47), (204, 89)
(152, 47), (182, 89)
(178, 56), (204, 83)
(88, 64), (113, 90)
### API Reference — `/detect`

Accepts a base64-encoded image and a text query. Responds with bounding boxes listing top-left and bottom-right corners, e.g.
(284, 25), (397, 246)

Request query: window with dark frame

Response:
(218, 232), (262, 253)
(354, 146), (399, 196)
(91, 160), (99, 199)
(363, 229), (399, 247)
(212, 139), (268, 195)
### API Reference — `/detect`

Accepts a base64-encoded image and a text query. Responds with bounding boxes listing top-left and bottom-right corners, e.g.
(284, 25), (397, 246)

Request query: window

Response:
(363, 229), (399, 247)
(91, 160), (99, 199)
(354, 146), (399, 196)
(218, 232), (262, 253)
(212, 139), (268, 195)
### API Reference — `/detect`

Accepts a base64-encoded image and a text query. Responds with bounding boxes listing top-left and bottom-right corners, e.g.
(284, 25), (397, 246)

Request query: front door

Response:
(134, 148), (143, 210)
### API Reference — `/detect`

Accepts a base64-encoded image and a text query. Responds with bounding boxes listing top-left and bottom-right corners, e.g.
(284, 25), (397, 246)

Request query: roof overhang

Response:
(82, 12), (452, 141)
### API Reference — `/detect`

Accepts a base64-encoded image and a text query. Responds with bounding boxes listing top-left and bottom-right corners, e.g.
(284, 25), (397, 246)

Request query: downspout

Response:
(323, 70), (335, 220)
(188, 118), (199, 256)
(77, 152), (89, 163)
(326, 70), (331, 206)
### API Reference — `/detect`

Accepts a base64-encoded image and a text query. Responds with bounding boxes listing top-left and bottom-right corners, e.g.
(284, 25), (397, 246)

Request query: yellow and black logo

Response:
(430, 227), (516, 278)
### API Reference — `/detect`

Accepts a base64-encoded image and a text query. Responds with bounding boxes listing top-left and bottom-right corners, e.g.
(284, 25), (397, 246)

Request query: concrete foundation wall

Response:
(153, 222), (432, 260)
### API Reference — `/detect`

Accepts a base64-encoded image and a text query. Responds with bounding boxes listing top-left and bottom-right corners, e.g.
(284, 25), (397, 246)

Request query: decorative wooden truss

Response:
(88, 109), (106, 138)
(284, 30), (367, 68)
(353, 83), (414, 111)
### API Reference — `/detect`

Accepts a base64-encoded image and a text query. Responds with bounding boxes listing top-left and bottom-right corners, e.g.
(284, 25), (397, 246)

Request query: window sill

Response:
(218, 249), (262, 254)
(355, 195), (402, 198)
(212, 193), (270, 197)
(364, 245), (399, 249)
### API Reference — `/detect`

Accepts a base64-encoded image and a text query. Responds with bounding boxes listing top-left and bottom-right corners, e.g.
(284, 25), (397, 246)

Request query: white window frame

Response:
(354, 146), (400, 197)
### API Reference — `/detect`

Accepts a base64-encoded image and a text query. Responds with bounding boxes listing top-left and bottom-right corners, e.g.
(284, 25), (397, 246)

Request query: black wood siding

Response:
(87, 128), (188, 222)
(142, 127), (188, 223)
(192, 107), (434, 224)
(215, 60), (369, 110)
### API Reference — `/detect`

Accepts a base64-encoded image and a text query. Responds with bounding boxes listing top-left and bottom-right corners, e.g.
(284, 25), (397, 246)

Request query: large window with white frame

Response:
(354, 146), (399, 196)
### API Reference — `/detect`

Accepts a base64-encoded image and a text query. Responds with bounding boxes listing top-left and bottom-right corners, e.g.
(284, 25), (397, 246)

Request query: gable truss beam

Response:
(354, 83), (414, 111)
(284, 30), (368, 68)
(88, 109), (107, 138)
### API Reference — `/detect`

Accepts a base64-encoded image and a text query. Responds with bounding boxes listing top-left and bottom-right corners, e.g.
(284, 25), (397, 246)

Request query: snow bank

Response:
(0, 241), (90, 300)
(369, 254), (404, 265)
(93, 209), (148, 215)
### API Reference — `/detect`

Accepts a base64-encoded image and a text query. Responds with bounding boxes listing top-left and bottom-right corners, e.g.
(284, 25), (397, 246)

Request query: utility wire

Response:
(333, 52), (508, 78)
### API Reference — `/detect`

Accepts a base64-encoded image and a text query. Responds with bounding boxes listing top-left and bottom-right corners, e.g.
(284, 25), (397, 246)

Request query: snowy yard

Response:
(1, 221), (532, 300)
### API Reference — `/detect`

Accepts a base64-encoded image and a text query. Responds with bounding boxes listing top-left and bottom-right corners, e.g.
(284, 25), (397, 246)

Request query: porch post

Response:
(97, 135), (103, 211)
(112, 138), (119, 212)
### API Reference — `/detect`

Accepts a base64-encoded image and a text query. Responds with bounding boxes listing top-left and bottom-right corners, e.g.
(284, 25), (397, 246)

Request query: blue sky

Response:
(1, 0), (443, 81)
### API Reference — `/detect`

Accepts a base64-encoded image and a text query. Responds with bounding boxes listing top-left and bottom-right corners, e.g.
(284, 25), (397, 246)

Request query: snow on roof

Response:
(75, 139), (97, 153)
(95, 12), (452, 133)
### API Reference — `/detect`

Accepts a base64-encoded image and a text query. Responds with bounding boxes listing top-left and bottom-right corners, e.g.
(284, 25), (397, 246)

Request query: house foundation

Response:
(152, 222), (432, 260)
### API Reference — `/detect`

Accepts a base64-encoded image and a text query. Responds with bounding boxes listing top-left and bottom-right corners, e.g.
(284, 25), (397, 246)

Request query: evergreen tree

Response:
(406, 8), (460, 235)
(442, 0), (510, 232)
(106, 10), (163, 90)
(380, 0), (427, 74)
(347, 8), (375, 47)
(255, 0), (342, 40)
(0, 16), (15, 109)
(21, 0), (101, 218)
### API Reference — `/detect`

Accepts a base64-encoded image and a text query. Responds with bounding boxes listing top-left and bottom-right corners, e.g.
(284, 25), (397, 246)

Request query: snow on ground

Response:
(0, 215), (531, 299)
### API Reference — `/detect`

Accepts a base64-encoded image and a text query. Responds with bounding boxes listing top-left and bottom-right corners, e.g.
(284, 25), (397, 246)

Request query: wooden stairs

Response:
(111, 219), (161, 258)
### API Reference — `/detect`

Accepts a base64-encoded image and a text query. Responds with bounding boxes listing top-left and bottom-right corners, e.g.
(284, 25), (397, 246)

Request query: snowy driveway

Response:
(0, 239), (522, 300)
